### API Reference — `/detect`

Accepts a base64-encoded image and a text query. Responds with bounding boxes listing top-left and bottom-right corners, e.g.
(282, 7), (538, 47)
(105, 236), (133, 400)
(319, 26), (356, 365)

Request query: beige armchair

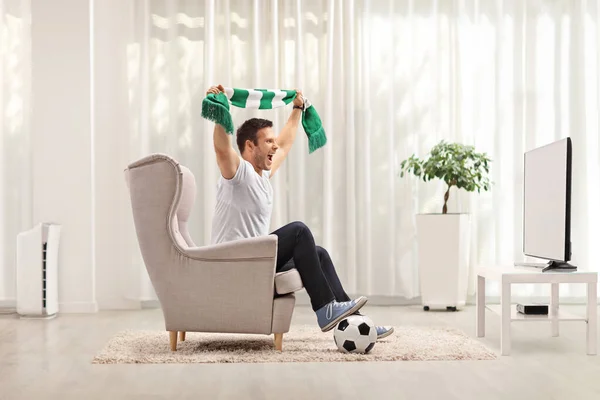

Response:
(124, 154), (304, 351)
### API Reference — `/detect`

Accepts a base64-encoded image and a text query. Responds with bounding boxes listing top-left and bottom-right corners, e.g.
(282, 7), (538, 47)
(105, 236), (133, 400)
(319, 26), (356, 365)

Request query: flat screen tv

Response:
(521, 137), (576, 272)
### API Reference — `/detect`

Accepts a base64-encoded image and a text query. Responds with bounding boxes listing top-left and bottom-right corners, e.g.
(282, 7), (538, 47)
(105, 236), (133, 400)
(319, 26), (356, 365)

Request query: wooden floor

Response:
(1, 304), (600, 400)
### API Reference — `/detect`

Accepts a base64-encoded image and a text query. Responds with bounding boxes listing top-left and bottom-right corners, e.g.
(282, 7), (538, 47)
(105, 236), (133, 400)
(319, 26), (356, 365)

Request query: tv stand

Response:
(542, 261), (577, 272)
(476, 264), (597, 356)
(514, 261), (577, 272)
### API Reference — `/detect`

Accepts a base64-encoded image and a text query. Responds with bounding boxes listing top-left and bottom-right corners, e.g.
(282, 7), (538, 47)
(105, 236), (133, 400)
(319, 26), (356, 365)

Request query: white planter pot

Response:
(416, 213), (470, 311)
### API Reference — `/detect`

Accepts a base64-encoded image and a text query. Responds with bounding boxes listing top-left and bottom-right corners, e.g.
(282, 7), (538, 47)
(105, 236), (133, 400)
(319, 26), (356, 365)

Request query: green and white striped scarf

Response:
(224, 87), (298, 109)
(201, 87), (326, 154)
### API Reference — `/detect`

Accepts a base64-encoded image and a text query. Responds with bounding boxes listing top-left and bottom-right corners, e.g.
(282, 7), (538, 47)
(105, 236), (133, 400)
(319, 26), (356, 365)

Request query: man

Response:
(207, 85), (393, 338)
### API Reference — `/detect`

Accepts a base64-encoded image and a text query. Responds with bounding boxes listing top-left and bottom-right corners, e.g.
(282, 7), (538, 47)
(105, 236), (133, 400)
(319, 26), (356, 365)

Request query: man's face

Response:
(249, 127), (279, 170)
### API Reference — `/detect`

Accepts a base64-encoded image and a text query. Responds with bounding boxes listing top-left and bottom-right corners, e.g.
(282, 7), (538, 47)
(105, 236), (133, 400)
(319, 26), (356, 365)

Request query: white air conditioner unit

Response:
(16, 223), (61, 319)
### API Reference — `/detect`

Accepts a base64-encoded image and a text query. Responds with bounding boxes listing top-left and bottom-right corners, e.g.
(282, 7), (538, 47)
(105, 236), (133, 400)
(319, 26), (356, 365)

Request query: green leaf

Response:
(398, 140), (493, 210)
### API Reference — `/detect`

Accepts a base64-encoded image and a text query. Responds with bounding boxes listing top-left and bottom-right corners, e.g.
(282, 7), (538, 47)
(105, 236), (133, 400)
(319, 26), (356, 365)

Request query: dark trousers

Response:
(271, 221), (351, 311)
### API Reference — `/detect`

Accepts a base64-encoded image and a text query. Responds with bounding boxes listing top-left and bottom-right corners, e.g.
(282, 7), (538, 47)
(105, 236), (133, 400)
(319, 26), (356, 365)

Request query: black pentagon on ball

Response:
(337, 319), (350, 331)
(343, 340), (357, 352)
(358, 322), (371, 336)
(364, 342), (375, 353)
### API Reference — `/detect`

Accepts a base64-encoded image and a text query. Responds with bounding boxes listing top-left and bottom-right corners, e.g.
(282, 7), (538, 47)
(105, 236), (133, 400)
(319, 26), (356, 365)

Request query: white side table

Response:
(476, 265), (597, 356)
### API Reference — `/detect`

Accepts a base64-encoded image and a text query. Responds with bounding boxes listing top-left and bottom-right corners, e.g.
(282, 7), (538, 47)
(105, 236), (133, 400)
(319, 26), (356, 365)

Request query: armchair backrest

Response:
(123, 154), (196, 300)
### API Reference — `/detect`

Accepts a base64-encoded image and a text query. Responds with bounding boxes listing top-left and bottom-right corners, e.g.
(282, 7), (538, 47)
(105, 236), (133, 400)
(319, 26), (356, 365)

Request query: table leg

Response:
(551, 283), (559, 337)
(587, 282), (597, 356)
(501, 282), (511, 355)
(476, 275), (485, 337)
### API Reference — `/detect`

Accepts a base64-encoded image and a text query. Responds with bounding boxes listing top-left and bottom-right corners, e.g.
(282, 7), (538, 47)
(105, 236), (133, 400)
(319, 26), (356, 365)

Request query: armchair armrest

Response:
(159, 234), (280, 334)
(180, 234), (278, 261)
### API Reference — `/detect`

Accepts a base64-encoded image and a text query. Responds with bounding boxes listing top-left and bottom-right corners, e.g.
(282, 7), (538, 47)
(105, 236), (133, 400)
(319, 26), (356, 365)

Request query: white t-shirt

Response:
(210, 159), (273, 244)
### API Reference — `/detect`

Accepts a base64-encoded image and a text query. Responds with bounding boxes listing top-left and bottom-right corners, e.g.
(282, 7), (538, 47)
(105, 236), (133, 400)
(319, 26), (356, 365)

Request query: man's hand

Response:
(293, 90), (304, 108)
(207, 84), (225, 95)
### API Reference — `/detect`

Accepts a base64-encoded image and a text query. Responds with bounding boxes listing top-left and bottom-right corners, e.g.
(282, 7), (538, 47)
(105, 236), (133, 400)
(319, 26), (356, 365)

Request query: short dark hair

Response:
(236, 118), (273, 153)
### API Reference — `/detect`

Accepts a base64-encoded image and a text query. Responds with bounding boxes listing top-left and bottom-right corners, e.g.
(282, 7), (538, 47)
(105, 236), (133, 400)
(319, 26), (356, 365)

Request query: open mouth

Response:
(267, 154), (273, 162)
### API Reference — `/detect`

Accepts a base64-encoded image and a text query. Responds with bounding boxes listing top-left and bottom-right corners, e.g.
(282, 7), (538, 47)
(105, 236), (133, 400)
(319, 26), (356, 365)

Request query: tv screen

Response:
(523, 137), (572, 262)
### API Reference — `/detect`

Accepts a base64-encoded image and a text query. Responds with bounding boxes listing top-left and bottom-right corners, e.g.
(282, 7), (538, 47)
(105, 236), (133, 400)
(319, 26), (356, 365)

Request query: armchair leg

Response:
(274, 333), (283, 352)
(169, 331), (177, 351)
(179, 331), (186, 342)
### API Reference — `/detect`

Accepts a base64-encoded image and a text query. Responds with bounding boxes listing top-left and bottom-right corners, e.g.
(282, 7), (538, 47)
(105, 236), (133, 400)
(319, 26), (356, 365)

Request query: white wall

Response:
(93, 0), (128, 309)
(31, 0), (97, 313)
(21, 0), (154, 312)
(93, 0), (149, 310)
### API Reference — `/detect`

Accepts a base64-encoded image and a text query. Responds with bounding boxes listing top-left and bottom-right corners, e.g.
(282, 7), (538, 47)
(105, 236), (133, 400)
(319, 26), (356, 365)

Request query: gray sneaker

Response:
(315, 296), (368, 332)
(351, 310), (394, 340)
(376, 326), (394, 339)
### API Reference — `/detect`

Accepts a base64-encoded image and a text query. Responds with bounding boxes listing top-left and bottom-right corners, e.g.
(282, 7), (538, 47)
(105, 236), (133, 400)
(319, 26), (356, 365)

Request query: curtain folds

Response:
(125, 0), (600, 302)
(0, 0), (31, 305)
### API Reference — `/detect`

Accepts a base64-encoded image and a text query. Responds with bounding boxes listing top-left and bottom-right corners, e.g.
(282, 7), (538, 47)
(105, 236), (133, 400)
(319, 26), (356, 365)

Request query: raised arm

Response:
(208, 85), (240, 179)
(269, 90), (304, 178)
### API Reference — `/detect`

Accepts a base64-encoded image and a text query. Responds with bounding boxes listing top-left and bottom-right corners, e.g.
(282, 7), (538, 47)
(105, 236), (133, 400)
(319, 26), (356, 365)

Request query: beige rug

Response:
(92, 325), (496, 364)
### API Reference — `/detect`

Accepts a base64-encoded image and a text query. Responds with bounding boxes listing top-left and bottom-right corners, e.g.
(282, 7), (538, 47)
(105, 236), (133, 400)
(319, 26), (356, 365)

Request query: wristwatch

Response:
(293, 105), (303, 110)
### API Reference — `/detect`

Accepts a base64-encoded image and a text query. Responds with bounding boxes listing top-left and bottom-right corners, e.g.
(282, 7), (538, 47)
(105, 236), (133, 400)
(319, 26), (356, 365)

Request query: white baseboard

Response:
(473, 295), (596, 305)
(97, 297), (152, 310)
(292, 291), (423, 307)
(0, 298), (16, 314)
(9, 293), (594, 314)
(2, 299), (99, 313)
(293, 291), (599, 307)
(59, 301), (98, 313)
(23, 297), (161, 312)
(4, 299), (98, 314)
(0, 299), (16, 309)
(141, 299), (160, 309)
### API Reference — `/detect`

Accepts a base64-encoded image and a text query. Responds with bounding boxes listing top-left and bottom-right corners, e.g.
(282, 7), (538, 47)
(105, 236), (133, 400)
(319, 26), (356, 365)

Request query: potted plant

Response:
(400, 141), (492, 311)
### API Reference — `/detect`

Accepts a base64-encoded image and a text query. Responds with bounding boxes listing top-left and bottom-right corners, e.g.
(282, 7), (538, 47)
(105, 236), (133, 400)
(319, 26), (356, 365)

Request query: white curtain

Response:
(0, 0), (30, 307)
(125, 0), (600, 303)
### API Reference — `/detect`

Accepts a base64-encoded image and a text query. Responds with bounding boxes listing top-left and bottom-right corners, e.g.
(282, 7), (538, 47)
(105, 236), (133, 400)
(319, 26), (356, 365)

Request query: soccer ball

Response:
(333, 315), (377, 354)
